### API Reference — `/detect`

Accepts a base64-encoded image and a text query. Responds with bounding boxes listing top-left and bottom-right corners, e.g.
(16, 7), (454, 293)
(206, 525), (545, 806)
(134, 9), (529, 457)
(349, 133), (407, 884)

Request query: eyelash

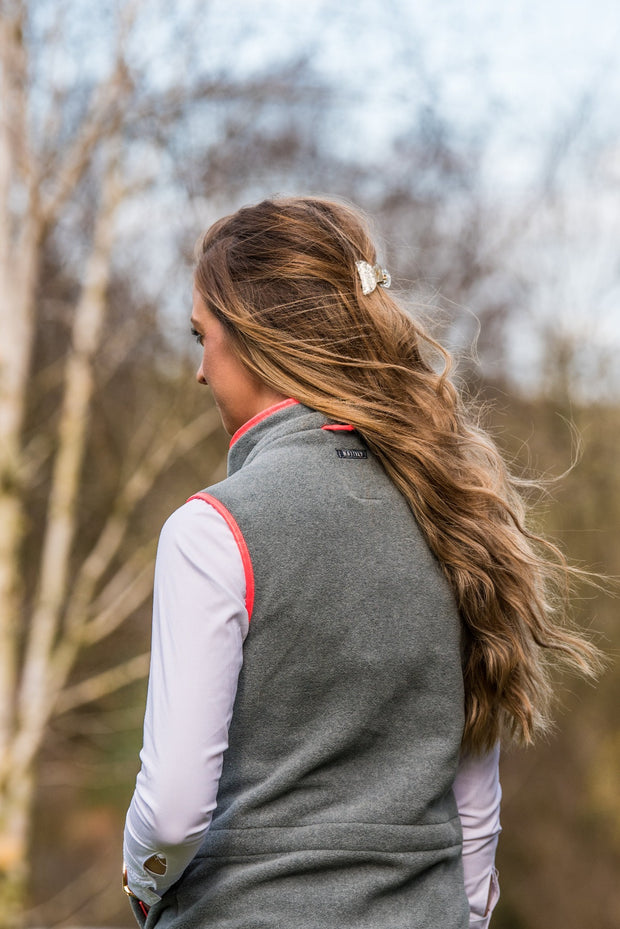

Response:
(191, 327), (203, 345)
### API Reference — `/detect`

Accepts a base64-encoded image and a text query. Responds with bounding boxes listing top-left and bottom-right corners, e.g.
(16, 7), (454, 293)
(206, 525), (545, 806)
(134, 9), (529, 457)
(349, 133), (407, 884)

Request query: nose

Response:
(196, 362), (207, 385)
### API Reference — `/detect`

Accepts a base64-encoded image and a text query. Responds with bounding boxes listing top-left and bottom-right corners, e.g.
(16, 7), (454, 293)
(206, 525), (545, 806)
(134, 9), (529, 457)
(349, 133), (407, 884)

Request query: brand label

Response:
(336, 448), (367, 459)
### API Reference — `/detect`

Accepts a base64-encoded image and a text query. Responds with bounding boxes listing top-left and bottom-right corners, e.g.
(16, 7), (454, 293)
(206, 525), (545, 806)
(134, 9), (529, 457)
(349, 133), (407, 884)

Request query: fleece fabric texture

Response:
(145, 402), (469, 929)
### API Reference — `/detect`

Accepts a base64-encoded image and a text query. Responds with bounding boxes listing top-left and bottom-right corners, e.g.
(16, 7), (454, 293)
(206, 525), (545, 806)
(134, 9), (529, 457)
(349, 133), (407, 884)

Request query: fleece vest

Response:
(148, 401), (469, 929)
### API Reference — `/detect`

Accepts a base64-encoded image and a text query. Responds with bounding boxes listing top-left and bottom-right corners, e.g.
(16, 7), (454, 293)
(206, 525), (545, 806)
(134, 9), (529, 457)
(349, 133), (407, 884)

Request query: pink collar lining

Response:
(229, 398), (300, 448)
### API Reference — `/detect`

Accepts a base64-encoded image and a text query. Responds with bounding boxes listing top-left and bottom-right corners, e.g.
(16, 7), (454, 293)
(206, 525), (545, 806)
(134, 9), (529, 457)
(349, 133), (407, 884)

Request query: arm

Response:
(454, 742), (502, 928)
(123, 498), (248, 906)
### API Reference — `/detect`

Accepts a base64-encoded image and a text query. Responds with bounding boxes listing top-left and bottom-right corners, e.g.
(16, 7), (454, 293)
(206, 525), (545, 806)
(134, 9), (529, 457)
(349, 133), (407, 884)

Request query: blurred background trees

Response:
(0, 0), (618, 926)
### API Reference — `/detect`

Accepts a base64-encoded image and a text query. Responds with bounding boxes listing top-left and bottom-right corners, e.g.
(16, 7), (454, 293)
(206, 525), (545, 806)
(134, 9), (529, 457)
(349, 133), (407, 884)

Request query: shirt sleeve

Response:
(454, 742), (502, 928)
(123, 498), (248, 906)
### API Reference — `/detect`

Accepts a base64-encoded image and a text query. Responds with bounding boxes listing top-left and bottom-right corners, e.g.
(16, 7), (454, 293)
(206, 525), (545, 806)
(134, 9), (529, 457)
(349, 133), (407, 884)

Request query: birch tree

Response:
(0, 0), (340, 919)
(8, 2), (608, 923)
(0, 3), (242, 922)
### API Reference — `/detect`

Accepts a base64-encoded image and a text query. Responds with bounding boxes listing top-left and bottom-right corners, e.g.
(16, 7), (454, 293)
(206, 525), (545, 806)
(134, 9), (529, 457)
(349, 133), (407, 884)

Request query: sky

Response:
(40, 0), (620, 395)
(151, 0), (616, 395)
(218, 0), (620, 393)
(200, 0), (620, 184)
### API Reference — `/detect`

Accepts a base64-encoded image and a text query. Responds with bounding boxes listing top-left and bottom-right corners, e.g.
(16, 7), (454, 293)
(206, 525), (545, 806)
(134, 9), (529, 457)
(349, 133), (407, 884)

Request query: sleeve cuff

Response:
(123, 859), (162, 908)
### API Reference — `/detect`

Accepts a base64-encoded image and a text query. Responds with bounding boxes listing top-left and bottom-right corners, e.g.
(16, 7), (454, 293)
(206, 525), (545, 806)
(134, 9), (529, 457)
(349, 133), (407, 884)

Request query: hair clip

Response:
(355, 260), (392, 295)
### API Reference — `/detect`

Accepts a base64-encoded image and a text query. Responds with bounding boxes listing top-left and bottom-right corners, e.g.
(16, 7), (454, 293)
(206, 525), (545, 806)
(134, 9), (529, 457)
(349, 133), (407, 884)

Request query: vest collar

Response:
(229, 398), (300, 449)
(227, 399), (325, 476)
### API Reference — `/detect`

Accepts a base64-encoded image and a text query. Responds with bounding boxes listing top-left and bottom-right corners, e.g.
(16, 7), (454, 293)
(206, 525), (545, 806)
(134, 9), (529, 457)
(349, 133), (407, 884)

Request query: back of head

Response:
(196, 195), (377, 327)
(194, 196), (426, 421)
(194, 196), (601, 754)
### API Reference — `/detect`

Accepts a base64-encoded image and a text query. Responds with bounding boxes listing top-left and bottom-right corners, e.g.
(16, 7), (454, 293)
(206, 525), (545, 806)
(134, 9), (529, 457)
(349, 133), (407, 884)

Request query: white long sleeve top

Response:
(124, 498), (501, 926)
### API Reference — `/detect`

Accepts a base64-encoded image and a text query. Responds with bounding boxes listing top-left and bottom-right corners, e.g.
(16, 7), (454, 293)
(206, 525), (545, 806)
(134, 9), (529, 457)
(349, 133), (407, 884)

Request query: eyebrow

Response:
(190, 317), (201, 330)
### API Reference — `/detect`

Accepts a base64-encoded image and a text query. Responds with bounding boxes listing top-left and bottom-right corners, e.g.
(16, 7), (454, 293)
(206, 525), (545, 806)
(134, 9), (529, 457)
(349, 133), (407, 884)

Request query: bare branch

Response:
(54, 652), (150, 716)
(44, 547), (154, 729)
(40, 81), (125, 228)
(23, 856), (117, 925)
(125, 407), (223, 510)
(80, 551), (156, 647)
(62, 406), (222, 641)
(14, 141), (123, 768)
(38, 0), (141, 228)
(89, 536), (155, 619)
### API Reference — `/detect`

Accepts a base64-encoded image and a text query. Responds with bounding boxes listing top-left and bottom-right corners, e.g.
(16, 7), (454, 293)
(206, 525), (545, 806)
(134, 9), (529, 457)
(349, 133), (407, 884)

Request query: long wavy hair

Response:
(194, 195), (601, 754)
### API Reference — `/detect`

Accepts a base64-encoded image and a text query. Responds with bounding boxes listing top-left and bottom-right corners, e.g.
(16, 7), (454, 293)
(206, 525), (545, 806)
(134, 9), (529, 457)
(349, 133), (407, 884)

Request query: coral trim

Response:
(229, 398), (299, 448)
(321, 423), (355, 432)
(187, 493), (255, 620)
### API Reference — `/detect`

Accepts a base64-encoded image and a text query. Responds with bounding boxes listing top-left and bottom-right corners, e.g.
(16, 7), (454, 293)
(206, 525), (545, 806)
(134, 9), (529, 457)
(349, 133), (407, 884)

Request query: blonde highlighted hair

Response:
(194, 195), (601, 754)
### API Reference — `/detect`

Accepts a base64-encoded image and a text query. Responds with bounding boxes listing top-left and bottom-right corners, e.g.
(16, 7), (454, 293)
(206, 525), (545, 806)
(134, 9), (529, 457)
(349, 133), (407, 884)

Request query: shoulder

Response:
(159, 495), (236, 554)
(157, 497), (245, 589)
(158, 495), (254, 620)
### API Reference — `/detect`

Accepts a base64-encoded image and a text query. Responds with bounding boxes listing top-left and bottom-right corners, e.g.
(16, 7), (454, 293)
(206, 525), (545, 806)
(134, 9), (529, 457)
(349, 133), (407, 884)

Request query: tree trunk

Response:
(0, 770), (34, 929)
(0, 0), (40, 834)
(0, 12), (49, 923)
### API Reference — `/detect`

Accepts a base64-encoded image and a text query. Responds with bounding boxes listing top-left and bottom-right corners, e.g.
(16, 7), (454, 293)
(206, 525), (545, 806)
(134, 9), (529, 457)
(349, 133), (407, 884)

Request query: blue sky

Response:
(55, 0), (619, 394)
(171, 0), (620, 394)
(200, 0), (620, 184)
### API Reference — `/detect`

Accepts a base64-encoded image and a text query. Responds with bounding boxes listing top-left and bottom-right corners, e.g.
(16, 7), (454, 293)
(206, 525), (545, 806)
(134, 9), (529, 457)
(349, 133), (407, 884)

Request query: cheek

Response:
(200, 341), (222, 383)
(202, 342), (245, 398)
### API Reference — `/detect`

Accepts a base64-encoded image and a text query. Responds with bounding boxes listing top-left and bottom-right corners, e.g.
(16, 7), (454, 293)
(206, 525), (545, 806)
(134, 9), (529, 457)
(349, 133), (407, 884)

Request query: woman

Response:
(123, 197), (599, 928)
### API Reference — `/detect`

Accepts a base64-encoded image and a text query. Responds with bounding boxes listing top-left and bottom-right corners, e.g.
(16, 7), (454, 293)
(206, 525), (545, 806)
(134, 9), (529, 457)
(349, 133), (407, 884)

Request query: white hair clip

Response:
(355, 260), (392, 295)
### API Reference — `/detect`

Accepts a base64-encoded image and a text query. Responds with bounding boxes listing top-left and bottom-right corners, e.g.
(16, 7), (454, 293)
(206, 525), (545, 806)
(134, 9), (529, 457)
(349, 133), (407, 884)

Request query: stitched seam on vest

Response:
(229, 398), (299, 448)
(209, 819), (462, 829)
(186, 492), (255, 619)
(195, 847), (463, 859)
(196, 819), (463, 857)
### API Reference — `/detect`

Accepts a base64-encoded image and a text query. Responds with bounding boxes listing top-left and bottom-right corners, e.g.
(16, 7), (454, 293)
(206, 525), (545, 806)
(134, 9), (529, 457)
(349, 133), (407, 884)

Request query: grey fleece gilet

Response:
(147, 402), (469, 929)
